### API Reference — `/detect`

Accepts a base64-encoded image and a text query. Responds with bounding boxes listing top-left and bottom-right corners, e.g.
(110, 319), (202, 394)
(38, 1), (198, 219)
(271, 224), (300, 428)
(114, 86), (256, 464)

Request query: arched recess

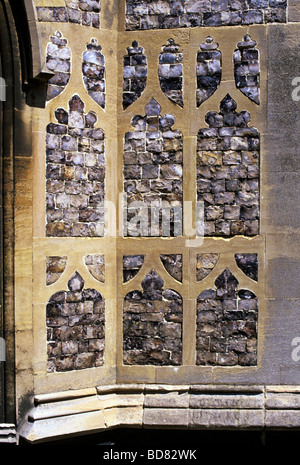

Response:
(0, 0), (45, 428)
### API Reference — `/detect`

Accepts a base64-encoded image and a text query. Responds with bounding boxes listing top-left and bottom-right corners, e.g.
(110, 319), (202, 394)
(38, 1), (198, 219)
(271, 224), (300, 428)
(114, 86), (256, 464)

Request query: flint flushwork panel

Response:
(36, 0), (101, 28)
(46, 256), (68, 286)
(46, 95), (105, 237)
(196, 253), (219, 281)
(85, 254), (105, 282)
(196, 36), (221, 107)
(197, 94), (260, 237)
(235, 253), (258, 281)
(196, 268), (258, 366)
(123, 255), (145, 282)
(47, 272), (105, 372)
(123, 41), (147, 110)
(82, 39), (106, 109)
(160, 254), (183, 282)
(46, 32), (71, 102)
(234, 35), (260, 105)
(125, 0), (287, 30)
(123, 99), (183, 237)
(123, 270), (183, 366)
(159, 39), (183, 108)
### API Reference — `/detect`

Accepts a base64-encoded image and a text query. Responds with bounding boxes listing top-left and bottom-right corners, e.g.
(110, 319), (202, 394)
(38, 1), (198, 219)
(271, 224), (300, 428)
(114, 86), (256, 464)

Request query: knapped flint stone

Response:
(48, 72), (70, 86)
(125, 0), (286, 31)
(145, 98), (161, 116)
(160, 254), (182, 282)
(79, 0), (100, 12)
(196, 267), (258, 366)
(215, 268), (239, 298)
(68, 271), (85, 292)
(37, 7), (69, 22)
(142, 270), (164, 291)
(123, 276), (183, 365)
(235, 253), (258, 281)
(55, 108), (69, 124)
(69, 95), (85, 112)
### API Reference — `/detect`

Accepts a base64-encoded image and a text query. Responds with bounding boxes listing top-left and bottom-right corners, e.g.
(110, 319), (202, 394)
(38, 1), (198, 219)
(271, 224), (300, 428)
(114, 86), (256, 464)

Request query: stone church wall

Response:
(8, 0), (300, 442)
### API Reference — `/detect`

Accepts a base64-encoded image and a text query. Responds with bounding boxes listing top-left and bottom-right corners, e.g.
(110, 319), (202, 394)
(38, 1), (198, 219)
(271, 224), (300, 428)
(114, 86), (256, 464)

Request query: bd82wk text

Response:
(147, 450), (197, 460)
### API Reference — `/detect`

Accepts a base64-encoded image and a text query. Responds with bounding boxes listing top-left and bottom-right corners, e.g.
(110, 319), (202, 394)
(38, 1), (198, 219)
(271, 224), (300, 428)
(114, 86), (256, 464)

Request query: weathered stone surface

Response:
(265, 393), (300, 409)
(46, 95), (105, 237)
(143, 408), (188, 426)
(265, 410), (300, 428)
(47, 272), (105, 372)
(190, 408), (264, 428)
(144, 391), (189, 408)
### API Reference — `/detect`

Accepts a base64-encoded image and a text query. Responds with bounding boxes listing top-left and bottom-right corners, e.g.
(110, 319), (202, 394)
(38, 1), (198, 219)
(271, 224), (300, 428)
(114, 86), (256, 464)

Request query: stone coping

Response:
(19, 384), (300, 443)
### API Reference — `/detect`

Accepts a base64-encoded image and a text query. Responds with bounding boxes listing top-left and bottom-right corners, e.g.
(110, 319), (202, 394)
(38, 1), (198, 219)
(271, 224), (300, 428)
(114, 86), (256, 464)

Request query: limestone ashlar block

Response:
(28, 395), (102, 421)
(143, 408), (189, 427)
(265, 411), (300, 428)
(189, 408), (264, 428)
(189, 393), (264, 409)
(265, 393), (300, 409)
(144, 391), (190, 408)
